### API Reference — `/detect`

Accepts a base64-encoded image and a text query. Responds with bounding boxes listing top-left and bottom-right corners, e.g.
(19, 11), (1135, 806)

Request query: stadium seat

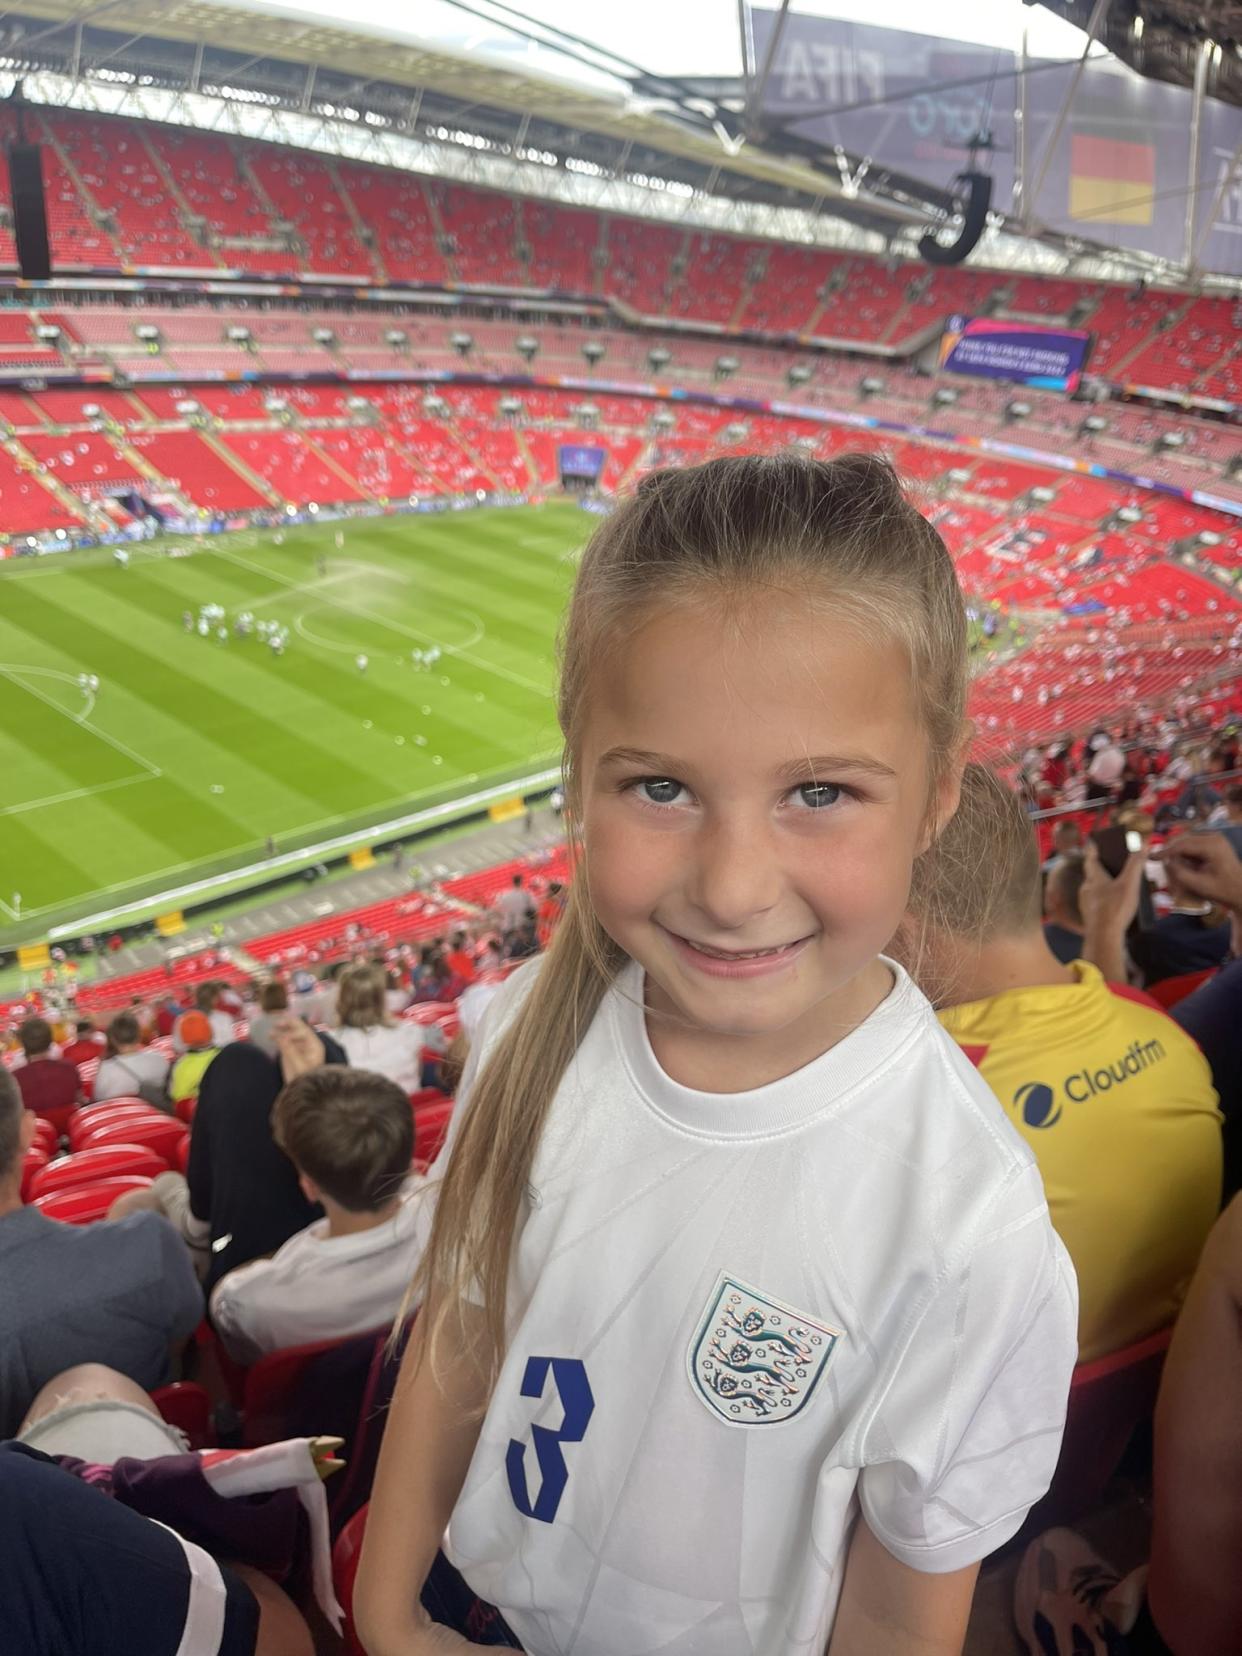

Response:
(150, 1381), (214, 1450)
(1145, 968), (1216, 1009)
(33, 1175), (155, 1224)
(236, 1319), (414, 1529)
(30, 1143), (168, 1198)
(20, 1146), (49, 1202)
(78, 1114), (188, 1166)
(411, 1093), (453, 1166)
(332, 1503), (368, 1656)
(68, 1100), (166, 1149)
(30, 1117), (59, 1154)
(1018, 1326), (1174, 1538)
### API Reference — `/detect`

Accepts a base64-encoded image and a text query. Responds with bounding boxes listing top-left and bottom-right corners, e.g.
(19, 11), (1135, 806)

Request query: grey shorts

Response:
(18, 1398), (190, 1462)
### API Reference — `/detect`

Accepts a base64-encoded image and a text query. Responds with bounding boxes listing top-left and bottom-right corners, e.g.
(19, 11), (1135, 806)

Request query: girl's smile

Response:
(581, 590), (959, 1093)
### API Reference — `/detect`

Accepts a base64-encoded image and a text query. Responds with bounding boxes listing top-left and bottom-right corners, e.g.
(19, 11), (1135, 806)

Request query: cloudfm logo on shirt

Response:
(1012, 1035), (1167, 1129)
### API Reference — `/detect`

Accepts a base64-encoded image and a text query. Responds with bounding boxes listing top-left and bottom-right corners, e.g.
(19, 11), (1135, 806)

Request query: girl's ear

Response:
(919, 733), (970, 855)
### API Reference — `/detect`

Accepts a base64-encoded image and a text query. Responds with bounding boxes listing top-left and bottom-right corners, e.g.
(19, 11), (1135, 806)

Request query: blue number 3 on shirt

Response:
(505, 1356), (594, 1523)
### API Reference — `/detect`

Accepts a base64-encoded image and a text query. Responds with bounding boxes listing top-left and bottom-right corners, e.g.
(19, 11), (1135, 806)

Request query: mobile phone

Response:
(1091, 826), (1131, 878)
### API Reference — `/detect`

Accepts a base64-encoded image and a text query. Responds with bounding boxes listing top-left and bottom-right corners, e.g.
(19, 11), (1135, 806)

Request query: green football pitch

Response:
(0, 504), (583, 935)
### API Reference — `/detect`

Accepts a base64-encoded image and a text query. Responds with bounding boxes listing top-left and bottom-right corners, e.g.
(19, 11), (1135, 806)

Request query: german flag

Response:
(1069, 131), (1155, 226)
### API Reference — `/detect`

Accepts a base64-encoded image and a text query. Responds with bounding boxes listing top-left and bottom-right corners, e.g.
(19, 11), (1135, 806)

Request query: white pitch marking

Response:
(0, 772), (153, 818)
(212, 541), (541, 694)
(0, 665), (163, 777)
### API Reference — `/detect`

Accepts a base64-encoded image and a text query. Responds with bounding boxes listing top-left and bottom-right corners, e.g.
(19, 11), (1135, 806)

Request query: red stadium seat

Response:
(20, 1146), (49, 1202)
(1020, 1326), (1173, 1538)
(332, 1503), (368, 1656)
(1146, 968), (1215, 1009)
(68, 1099), (164, 1148)
(33, 1175), (155, 1224)
(174, 1096), (197, 1125)
(78, 1114), (188, 1166)
(150, 1382), (213, 1451)
(30, 1117), (59, 1155)
(411, 1093), (454, 1166)
(174, 1133), (191, 1174)
(30, 1143), (168, 1197)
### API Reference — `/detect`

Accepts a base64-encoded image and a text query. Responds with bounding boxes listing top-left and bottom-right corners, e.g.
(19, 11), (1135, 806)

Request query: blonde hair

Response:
(412, 451), (969, 1389)
(907, 761), (1043, 944)
(335, 962), (390, 1030)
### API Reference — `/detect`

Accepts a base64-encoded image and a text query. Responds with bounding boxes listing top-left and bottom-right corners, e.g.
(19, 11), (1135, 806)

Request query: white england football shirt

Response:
(441, 959), (1077, 1656)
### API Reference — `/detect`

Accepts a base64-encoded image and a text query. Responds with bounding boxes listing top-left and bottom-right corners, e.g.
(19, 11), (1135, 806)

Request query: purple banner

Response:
(939, 315), (1093, 392)
(750, 9), (1017, 208)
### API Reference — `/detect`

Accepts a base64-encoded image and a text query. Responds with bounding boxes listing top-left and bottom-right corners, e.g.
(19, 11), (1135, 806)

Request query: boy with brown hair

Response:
(209, 1067), (425, 1364)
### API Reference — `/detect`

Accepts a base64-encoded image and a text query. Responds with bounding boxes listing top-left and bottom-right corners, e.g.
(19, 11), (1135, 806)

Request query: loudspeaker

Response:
(918, 171), (992, 268)
(7, 143), (51, 281)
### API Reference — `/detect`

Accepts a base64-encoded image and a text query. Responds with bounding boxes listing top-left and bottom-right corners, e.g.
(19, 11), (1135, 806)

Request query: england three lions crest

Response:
(688, 1274), (842, 1427)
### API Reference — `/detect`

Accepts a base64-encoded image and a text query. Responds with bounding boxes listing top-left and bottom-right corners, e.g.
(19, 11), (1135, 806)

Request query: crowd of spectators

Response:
(1, 710), (1241, 1651)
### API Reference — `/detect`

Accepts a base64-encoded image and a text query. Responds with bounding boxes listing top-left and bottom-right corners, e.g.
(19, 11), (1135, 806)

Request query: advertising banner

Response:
(939, 315), (1093, 392)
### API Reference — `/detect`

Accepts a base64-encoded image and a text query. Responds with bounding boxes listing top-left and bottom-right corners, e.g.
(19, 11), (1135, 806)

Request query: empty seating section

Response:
(605, 217), (686, 312)
(1123, 297), (1242, 397)
(21, 431), (141, 499)
(246, 149), (371, 277)
(127, 430), (271, 511)
(0, 390), (45, 429)
(431, 182), (524, 286)
(1086, 288), (1187, 380)
(28, 387), (119, 425)
(0, 446), (84, 532)
(222, 430), (363, 504)
(154, 128), (289, 274)
(520, 200), (598, 292)
(337, 165), (446, 285)
(307, 428), (428, 500)
(671, 232), (756, 325)
(249, 893), (466, 968)
(55, 115), (203, 268)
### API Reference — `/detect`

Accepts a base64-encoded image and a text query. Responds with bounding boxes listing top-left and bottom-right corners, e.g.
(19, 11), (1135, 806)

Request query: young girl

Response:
(357, 454), (1078, 1656)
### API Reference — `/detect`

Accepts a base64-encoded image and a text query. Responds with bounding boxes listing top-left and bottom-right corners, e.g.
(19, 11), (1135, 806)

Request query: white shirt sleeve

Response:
(209, 1258), (276, 1366)
(858, 1166), (1079, 1574)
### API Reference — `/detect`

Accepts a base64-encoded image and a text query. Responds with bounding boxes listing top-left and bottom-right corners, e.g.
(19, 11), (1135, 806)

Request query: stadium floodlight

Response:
(1082, 414), (1109, 432)
(135, 324), (160, 341)
(515, 335), (539, 361)
(932, 386), (958, 405)
(647, 345), (672, 369)
(499, 395), (522, 416)
(313, 327), (335, 344)
(35, 323), (59, 341)
(861, 376), (885, 397)
(787, 363), (812, 385)
(581, 340), (605, 364)
(385, 328), (408, 346)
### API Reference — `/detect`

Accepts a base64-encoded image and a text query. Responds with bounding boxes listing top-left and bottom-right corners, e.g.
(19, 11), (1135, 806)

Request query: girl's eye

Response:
(635, 777), (686, 806)
(795, 782), (843, 810)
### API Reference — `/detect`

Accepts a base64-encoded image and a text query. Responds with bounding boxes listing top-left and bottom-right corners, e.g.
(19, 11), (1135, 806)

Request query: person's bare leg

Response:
(230, 1565), (315, 1656)
(18, 1363), (163, 1433)
(1148, 1192), (1242, 1656)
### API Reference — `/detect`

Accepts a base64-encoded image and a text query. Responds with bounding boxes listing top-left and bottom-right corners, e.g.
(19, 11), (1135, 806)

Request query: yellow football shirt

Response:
(940, 961), (1221, 1362)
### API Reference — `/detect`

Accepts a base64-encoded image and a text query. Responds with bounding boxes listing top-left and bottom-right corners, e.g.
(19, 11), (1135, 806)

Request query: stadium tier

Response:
(0, 107), (1236, 403)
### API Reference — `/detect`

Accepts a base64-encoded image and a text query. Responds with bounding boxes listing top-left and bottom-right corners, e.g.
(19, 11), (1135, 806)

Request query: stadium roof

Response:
(3, 3), (1241, 282)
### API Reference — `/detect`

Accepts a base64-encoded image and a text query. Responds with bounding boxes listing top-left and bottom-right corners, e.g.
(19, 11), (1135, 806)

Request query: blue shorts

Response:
(0, 1442), (259, 1655)
(422, 1551), (524, 1648)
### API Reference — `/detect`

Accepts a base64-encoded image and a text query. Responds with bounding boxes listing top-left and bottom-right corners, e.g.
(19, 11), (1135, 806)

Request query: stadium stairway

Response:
(331, 157), (388, 283)
(3, 436), (97, 530)
(1104, 295), (1196, 381)
(35, 112), (125, 268)
(419, 182), (459, 284)
(299, 432), (379, 503)
(198, 430), (284, 508)
(139, 131), (223, 270)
